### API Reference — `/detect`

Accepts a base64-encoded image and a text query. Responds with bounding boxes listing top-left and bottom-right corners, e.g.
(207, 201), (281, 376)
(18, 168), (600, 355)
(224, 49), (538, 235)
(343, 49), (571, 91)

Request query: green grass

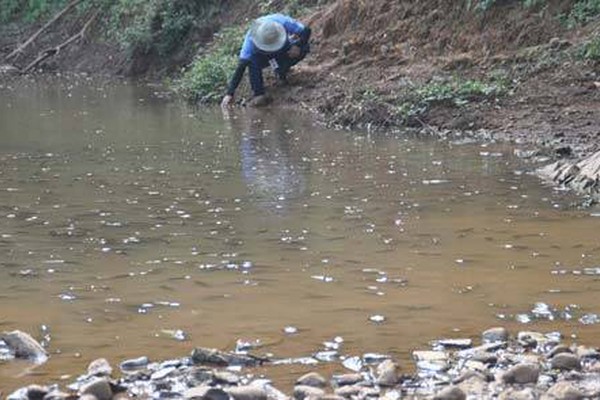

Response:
(0, 0), (68, 23)
(173, 26), (244, 103)
(578, 35), (600, 61)
(563, 0), (600, 27)
(397, 77), (509, 121)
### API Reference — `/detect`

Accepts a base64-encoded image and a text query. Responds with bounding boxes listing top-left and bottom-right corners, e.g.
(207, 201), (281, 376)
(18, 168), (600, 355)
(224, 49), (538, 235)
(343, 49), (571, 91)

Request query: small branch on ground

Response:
(22, 10), (99, 74)
(415, 116), (439, 136)
(4, 0), (83, 62)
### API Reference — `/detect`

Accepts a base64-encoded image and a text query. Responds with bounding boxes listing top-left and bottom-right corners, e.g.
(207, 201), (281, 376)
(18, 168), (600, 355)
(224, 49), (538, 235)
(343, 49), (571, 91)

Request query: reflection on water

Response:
(0, 78), (599, 392)
(230, 110), (306, 210)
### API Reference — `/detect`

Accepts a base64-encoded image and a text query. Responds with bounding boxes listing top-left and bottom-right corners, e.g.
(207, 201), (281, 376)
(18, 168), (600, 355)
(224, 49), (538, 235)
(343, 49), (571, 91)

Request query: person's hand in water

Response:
(221, 94), (234, 108)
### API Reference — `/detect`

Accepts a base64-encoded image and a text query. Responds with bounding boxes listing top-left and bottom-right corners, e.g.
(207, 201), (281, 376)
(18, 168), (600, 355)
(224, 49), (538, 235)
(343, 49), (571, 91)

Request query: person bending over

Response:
(221, 13), (311, 108)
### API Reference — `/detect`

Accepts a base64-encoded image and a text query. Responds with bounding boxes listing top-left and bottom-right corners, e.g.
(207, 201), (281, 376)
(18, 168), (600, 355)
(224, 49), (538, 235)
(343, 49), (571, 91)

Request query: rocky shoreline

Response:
(3, 327), (600, 400)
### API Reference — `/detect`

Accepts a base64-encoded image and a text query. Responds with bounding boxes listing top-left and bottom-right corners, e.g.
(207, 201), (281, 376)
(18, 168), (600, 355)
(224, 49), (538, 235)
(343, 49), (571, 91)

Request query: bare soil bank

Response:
(1, 0), (599, 198)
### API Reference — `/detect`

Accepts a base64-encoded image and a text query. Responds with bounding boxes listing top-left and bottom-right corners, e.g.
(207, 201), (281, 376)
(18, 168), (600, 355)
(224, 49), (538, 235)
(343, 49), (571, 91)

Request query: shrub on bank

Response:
(579, 35), (600, 60)
(173, 27), (244, 103)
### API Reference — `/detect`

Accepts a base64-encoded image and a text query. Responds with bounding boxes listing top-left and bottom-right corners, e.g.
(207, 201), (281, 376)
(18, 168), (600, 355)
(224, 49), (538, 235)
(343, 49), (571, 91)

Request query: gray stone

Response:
(296, 372), (327, 388)
(80, 378), (112, 400)
(543, 381), (584, 400)
(250, 380), (289, 400)
(79, 396), (99, 400)
(499, 388), (538, 400)
(501, 363), (540, 384)
(40, 390), (71, 400)
(433, 339), (472, 349)
(150, 366), (177, 380)
(457, 342), (506, 359)
(25, 385), (49, 400)
(358, 387), (380, 397)
(575, 345), (600, 360)
(482, 327), (508, 343)
(204, 388), (231, 400)
(551, 353), (581, 371)
(518, 331), (547, 347)
(119, 356), (149, 371)
(547, 345), (572, 359)
(87, 358), (112, 377)
(186, 367), (214, 386)
(334, 386), (361, 398)
(294, 385), (324, 400)
(227, 386), (267, 400)
(433, 386), (466, 400)
(0, 330), (48, 363)
(331, 373), (363, 387)
(214, 370), (241, 385)
(184, 386), (211, 399)
(191, 347), (266, 367)
(375, 359), (399, 387)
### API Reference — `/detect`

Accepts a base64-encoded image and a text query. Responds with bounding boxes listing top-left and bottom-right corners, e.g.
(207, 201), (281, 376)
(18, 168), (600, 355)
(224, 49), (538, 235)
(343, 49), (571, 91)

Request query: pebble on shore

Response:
(5, 326), (600, 400)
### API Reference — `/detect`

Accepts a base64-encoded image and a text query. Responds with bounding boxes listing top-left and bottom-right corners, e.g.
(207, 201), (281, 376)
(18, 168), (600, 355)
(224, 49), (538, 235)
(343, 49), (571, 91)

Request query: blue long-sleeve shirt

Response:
(226, 14), (311, 96)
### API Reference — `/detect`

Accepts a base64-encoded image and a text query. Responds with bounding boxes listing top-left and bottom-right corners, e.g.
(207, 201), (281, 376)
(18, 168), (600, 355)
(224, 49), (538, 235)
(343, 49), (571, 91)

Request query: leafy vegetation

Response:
(397, 77), (509, 121)
(578, 35), (600, 61)
(1, 0), (68, 23)
(102, 0), (221, 57)
(563, 0), (600, 27)
(174, 26), (244, 103)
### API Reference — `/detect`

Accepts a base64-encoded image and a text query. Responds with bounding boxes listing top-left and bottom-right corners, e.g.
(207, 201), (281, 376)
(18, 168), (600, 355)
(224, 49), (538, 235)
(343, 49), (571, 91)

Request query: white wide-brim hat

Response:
(250, 17), (287, 52)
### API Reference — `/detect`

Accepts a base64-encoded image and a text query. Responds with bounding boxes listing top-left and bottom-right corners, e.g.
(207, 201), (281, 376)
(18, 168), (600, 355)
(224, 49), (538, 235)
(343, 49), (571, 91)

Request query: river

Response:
(0, 78), (599, 392)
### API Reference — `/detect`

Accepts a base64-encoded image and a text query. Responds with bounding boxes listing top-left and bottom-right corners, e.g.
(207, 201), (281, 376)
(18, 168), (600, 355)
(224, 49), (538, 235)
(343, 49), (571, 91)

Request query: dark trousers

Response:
(248, 46), (309, 96)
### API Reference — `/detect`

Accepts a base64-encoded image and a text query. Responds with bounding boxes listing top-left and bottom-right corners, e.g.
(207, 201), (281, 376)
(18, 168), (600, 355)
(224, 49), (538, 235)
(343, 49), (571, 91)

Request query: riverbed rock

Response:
(542, 381), (584, 400)
(294, 385), (325, 400)
(80, 378), (112, 400)
(296, 372), (327, 388)
(191, 347), (266, 367)
(184, 386), (211, 399)
(331, 373), (364, 387)
(205, 388), (230, 400)
(214, 370), (241, 385)
(227, 386), (268, 400)
(538, 150), (600, 200)
(547, 345), (572, 359)
(518, 331), (548, 348)
(501, 363), (540, 384)
(575, 345), (600, 360)
(499, 388), (537, 400)
(433, 386), (466, 400)
(375, 359), (399, 387)
(482, 327), (509, 343)
(0, 330), (48, 363)
(551, 353), (581, 371)
(25, 385), (49, 400)
(119, 356), (149, 371)
(334, 385), (361, 398)
(87, 358), (112, 377)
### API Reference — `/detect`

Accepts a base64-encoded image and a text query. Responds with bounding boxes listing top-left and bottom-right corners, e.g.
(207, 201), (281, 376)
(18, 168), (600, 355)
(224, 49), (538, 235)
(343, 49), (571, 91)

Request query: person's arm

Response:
(226, 59), (250, 96)
(223, 32), (253, 107)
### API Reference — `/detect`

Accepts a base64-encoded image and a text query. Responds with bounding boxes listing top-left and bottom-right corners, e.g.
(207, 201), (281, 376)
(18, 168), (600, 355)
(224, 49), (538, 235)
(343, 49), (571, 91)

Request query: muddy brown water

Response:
(0, 79), (599, 393)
